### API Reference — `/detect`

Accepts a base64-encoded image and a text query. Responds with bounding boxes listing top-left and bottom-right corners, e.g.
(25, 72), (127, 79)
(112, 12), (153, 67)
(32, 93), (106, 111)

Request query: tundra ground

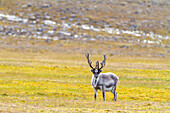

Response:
(0, 46), (169, 112)
(0, 0), (169, 112)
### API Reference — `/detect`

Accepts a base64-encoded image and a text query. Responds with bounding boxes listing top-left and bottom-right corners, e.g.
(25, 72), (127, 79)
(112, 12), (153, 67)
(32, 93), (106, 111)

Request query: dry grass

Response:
(0, 49), (169, 112)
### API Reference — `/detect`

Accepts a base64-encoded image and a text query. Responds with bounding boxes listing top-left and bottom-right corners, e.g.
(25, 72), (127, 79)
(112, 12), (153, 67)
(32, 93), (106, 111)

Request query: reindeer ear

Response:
(91, 69), (93, 72)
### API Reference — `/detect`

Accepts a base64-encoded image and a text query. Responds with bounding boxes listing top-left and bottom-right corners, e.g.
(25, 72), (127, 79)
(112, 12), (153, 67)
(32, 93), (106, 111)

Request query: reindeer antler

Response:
(99, 54), (107, 70)
(85, 53), (94, 69)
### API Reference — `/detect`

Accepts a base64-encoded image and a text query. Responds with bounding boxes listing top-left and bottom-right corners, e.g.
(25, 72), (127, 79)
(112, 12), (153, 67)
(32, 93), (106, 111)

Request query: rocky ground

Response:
(0, 0), (169, 57)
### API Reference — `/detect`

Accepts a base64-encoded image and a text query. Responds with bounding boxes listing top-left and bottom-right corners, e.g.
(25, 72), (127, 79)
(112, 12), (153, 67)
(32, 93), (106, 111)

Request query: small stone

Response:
(43, 16), (51, 20)
(0, 26), (4, 32)
(22, 4), (32, 8)
(135, 11), (140, 14)
(69, 18), (74, 21)
(42, 4), (52, 8)
(60, 16), (68, 20)
(109, 52), (115, 56)
(131, 25), (139, 30)
(2, 93), (8, 96)
(82, 18), (89, 21)
(165, 50), (170, 53)
(71, 14), (77, 18)
(75, 47), (79, 50)
(27, 4), (32, 7)
(37, 28), (44, 32)
(0, 17), (3, 20)
(159, 54), (166, 57)
(20, 29), (27, 35)
(57, 44), (62, 46)
(120, 3), (126, 6)
(35, 14), (42, 19)
(22, 5), (27, 8)
(120, 45), (129, 49)
(165, 45), (170, 48)
(29, 16), (36, 21)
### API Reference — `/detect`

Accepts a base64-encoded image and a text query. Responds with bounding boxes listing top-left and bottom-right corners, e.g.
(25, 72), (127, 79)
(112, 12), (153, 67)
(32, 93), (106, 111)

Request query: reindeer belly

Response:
(98, 80), (115, 91)
(98, 85), (114, 92)
(105, 86), (113, 91)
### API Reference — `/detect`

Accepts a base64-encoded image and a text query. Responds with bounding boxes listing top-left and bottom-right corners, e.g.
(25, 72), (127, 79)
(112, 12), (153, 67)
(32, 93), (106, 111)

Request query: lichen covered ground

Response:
(0, 50), (169, 112)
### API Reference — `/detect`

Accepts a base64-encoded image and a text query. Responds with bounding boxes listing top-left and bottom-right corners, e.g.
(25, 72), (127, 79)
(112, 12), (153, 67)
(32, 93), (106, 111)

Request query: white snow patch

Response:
(37, 36), (49, 40)
(43, 20), (56, 25)
(0, 13), (169, 41)
(81, 25), (91, 30)
(48, 30), (55, 34)
(74, 35), (79, 38)
(58, 31), (71, 36)
(143, 40), (161, 44)
(0, 13), (28, 23)
(53, 37), (59, 41)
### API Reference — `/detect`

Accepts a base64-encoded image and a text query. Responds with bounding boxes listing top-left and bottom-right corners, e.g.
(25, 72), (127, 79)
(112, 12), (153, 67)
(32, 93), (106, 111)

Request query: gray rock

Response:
(29, 16), (36, 21)
(44, 39), (51, 43)
(104, 9), (108, 12)
(159, 54), (166, 57)
(57, 44), (62, 46)
(0, 41), (4, 43)
(65, 8), (70, 13)
(0, 26), (4, 32)
(75, 47), (79, 50)
(82, 18), (89, 21)
(120, 3), (126, 6)
(71, 14), (77, 18)
(60, 16), (68, 20)
(116, 49), (121, 54)
(29, 21), (36, 25)
(166, 1), (170, 5)
(22, 4), (32, 8)
(109, 52), (115, 56)
(22, 5), (27, 8)
(86, 8), (92, 11)
(52, 28), (57, 31)
(69, 18), (74, 21)
(165, 50), (170, 53)
(135, 11), (140, 14)
(35, 14), (42, 19)
(127, 0), (132, 3)
(42, 4), (52, 8)
(43, 16), (51, 20)
(75, 18), (81, 22)
(141, 45), (146, 48)
(0, 17), (3, 20)
(131, 25), (139, 30)
(27, 4), (32, 7)
(165, 45), (170, 48)
(68, 36), (73, 39)
(120, 45), (129, 49)
(20, 29), (27, 35)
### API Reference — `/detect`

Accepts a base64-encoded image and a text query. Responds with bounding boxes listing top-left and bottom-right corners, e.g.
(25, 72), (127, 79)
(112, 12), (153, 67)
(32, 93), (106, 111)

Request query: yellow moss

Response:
(0, 50), (169, 112)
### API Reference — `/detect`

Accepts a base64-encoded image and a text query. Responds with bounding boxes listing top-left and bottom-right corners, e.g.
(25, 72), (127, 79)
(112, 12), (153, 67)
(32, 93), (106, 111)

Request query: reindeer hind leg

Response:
(112, 80), (118, 101)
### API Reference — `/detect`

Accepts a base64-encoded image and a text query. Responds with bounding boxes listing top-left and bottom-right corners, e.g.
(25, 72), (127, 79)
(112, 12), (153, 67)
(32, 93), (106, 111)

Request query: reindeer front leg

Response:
(102, 85), (105, 101)
(94, 89), (98, 101)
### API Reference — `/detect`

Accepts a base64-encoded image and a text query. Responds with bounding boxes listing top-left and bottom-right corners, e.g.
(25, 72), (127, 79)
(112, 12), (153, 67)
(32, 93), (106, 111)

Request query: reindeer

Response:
(85, 53), (119, 101)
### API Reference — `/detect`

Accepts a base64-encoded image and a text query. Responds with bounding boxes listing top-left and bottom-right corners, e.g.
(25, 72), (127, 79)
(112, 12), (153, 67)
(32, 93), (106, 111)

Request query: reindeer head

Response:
(85, 53), (107, 78)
